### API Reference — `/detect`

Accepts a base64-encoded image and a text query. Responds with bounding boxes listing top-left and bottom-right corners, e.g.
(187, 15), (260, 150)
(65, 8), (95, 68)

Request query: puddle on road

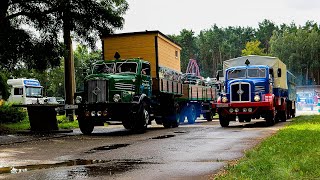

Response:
(0, 159), (110, 174)
(150, 135), (175, 139)
(173, 131), (186, 134)
(68, 160), (153, 178)
(85, 144), (130, 153)
(0, 159), (155, 177)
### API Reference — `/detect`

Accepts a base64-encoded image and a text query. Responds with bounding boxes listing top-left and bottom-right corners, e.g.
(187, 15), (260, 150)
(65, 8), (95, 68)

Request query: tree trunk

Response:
(63, 2), (75, 121)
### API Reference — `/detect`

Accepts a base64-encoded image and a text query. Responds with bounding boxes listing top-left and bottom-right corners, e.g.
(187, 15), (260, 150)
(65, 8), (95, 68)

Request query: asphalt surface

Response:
(0, 115), (306, 180)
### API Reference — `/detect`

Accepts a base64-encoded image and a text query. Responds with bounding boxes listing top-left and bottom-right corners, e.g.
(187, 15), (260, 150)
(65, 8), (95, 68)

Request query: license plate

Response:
(64, 104), (78, 110)
(217, 103), (229, 108)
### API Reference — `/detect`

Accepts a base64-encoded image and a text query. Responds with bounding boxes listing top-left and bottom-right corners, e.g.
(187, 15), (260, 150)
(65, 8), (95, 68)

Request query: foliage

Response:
(216, 115), (320, 179)
(57, 115), (79, 129)
(0, 72), (10, 100)
(242, 40), (266, 56)
(74, 45), (102, 91)
(0, 103), (27, 123)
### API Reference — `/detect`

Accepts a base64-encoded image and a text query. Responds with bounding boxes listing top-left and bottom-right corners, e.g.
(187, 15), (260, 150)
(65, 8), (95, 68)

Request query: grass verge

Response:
(216, 115), (320, 179)
(0, 115), (79, 133)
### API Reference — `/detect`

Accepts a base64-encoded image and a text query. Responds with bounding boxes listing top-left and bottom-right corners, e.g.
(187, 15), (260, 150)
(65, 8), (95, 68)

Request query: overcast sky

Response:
(117, 0), (320, 35)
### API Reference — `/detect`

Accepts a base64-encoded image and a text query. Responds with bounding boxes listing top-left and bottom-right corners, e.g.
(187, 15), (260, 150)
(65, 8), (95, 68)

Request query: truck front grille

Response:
(87, 80), (108, 103)
(231, 83), (250, 102)
(255, 85), (265, 93)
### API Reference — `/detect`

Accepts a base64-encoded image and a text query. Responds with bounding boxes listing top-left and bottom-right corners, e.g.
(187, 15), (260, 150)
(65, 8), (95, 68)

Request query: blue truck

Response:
(216, 55), (296, 127)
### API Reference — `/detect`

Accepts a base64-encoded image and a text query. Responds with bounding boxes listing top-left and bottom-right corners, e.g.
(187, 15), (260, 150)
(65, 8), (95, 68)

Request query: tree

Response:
(0, 73), (10, 101)
(256, 19), (278, 54)
(242, 40), (266, 56)
(0, 0), (62, 71)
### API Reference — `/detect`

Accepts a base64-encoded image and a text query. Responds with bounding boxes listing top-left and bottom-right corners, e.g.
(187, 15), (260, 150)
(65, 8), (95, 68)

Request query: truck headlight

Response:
(75, 96), (82, 103)
(113, 94), (121, 102)
(222, 97), (228, 103)
(254, 95), (260, 102)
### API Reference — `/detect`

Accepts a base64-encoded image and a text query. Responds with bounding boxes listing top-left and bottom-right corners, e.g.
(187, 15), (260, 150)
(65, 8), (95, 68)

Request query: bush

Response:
(0, 103), (27, 123)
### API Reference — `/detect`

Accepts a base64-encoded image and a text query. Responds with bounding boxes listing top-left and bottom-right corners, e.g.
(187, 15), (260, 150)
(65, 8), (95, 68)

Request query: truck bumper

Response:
(76, 102), (138, 122)
(216, 102), (273, 115)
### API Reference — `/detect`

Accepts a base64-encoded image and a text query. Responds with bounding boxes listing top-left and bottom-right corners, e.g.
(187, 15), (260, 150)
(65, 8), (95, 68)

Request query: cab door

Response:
(140, 63), (152, 96)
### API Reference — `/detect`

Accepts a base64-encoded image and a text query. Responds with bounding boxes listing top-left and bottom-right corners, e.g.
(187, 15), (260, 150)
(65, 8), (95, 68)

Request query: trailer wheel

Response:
(265, 110), (275, 126)
(205, 111), (213, 122)
(187, 105), (196, 124)
(79, 118), (94, 135)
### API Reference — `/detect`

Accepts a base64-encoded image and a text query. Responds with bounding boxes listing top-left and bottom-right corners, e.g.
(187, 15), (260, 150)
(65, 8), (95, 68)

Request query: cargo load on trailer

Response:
(216, 55), (296, 127)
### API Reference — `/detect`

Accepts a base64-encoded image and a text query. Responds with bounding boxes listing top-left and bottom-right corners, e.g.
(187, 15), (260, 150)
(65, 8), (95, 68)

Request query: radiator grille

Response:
(87, 80), (108, 103)
(231, 83), (250, 102)
(255, 85), (265, 93)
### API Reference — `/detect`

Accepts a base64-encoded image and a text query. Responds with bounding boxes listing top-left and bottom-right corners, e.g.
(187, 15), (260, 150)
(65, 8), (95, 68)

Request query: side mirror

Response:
(277, 68), (282, 77)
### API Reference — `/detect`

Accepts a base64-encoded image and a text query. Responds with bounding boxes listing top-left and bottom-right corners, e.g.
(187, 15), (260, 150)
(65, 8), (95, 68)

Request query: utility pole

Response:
(63, 0), (76, 121)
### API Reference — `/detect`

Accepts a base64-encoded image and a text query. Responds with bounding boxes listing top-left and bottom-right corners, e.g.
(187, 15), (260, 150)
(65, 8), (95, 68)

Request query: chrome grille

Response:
(87, 80), (108, 103)
(231, 83), (250, 102)
(255, 85), (265, 93)
(115, 83), (135, 91)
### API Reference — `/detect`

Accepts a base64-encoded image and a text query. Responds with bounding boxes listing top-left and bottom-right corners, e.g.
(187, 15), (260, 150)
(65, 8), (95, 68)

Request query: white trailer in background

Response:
(7, 78), (45, 104)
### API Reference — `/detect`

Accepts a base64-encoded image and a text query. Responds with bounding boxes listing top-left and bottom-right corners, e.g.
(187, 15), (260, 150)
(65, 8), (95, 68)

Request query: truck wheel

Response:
(132, 101), (149, 133)
(219, 114), (229, 127)
(280, 110), (287, 122)
(187, 105), (196, 124)
(265, 110), (275, 126)
(205, 111), (213, 122)
(79, 119), (94, 135)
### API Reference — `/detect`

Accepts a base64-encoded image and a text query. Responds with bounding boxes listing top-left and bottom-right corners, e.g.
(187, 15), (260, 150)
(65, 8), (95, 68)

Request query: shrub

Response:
(0, 103), (27, 123)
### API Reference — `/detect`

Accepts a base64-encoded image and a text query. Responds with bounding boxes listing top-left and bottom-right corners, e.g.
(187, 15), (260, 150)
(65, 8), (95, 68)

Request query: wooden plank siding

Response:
(157, 35), (181, 73)
(102, 31), (181, 79)
(103, 33), (157, 77)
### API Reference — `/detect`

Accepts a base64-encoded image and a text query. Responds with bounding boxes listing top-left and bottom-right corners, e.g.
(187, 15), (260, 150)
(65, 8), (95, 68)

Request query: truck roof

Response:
(96, 58), (151, 64)
(7, 78), (41, 87)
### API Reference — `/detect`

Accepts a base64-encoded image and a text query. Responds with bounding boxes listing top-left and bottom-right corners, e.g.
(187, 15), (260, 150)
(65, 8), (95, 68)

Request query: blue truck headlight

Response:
(222, 97), (228, 103)
(254, 95), (260, 102)
(113, 94), (121, 102)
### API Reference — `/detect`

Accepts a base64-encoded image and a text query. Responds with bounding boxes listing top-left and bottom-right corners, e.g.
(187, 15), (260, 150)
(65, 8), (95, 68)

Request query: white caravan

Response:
(7, 78), (45, 104)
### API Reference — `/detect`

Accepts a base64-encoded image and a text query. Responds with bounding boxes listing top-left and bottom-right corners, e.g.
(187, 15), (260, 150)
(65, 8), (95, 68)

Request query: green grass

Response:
(216, 115), (320, 180)
(0, 115), (79, 133)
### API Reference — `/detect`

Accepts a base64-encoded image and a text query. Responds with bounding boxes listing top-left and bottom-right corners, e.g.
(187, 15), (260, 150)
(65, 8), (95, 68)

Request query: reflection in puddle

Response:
(0, 159), (109, 174)
(85, 144), (130, 153)
(0, 159), (155, 177)
(150, 135), (175, 139)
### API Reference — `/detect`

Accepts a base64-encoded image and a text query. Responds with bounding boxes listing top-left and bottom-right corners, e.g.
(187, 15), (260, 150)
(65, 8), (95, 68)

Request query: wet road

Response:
(0, 118), (289, 180)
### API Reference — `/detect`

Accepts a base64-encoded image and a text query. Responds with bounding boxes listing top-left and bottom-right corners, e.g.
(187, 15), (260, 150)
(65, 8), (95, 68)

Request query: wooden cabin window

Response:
(175, 50), (178, 58)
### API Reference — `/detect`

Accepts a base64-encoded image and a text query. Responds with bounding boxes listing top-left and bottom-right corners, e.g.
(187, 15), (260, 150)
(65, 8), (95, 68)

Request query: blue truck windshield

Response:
(228, 68), (266, 79)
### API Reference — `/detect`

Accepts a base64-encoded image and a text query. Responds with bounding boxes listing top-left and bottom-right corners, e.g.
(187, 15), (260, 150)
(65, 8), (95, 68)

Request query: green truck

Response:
(74, 31), (217, 134)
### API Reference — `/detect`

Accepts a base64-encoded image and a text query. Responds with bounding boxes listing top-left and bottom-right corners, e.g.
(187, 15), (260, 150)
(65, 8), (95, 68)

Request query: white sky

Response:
(117, 0), (320, 35)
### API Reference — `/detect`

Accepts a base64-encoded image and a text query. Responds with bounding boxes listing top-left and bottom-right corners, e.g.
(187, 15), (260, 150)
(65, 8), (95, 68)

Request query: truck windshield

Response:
(247, 68), (266, 78)
(26, 87), (42, 98)
(228, 69), (246, 79)
(93, 63), (114, 74)
(115, 62), (137, 74)
(228, 68), (267, 79)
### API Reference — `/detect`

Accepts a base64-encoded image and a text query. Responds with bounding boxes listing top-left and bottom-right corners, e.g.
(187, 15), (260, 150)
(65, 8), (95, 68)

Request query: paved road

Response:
(0, 118), (289, 180)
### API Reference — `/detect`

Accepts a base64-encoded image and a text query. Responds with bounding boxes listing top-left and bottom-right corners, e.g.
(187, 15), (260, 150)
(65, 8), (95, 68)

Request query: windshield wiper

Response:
(116, 59), (130, 73)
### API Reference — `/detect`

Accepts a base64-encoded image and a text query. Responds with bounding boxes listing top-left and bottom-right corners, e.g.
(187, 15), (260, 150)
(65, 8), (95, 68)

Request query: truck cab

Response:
(7, 78), (45, 104)
(224, 65), (272, 104)
(75, 58), (153, 134)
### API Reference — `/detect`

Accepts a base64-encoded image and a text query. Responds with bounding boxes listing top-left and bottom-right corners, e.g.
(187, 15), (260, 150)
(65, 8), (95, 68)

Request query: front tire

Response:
(79, 118), (94, 135)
